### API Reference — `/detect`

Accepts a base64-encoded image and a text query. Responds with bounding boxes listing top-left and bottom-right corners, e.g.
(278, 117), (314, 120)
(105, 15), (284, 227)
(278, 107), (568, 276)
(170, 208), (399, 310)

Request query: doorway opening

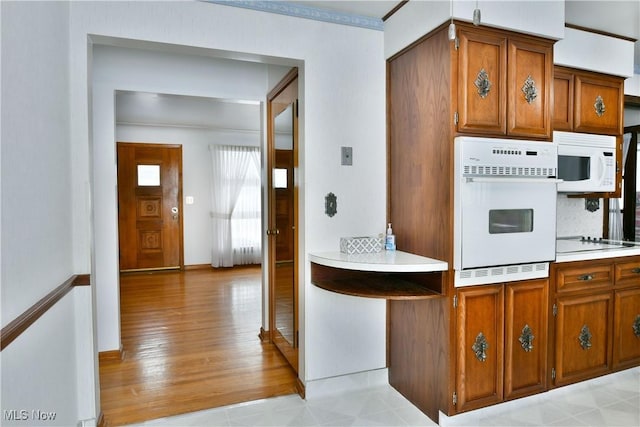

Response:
(93, 40), (303, 424)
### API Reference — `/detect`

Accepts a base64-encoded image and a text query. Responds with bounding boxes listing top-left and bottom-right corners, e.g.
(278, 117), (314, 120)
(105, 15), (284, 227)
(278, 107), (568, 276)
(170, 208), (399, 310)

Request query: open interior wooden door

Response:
(117, 143), (184, 272)
(267, 69), (298, 373)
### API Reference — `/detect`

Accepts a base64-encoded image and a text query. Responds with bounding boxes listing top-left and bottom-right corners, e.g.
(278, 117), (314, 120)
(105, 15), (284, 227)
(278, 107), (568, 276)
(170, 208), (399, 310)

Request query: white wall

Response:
(385, 0), (565, 59)
(1, 1), (97, 425)
(70, 1), (386, 388)
(556, 195), (605, 238)
(554, 27), (635, 78)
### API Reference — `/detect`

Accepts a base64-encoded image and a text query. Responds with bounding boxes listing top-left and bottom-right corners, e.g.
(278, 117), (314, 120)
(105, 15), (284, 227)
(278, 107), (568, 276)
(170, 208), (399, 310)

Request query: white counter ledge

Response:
(309, 251), (448, 300)
(308, 250), (448, 273)
(556, 246), (640, 263)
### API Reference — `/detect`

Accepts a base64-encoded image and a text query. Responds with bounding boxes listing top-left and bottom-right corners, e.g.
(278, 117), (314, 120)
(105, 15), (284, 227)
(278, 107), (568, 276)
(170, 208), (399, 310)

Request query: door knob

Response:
(171, 206), (179, 219)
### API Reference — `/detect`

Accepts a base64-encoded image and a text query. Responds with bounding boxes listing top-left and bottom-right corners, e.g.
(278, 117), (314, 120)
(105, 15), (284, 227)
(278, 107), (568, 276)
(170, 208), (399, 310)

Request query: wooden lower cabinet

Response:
(553, 291), (613, 386)
(613, 287), (640, 369)
(504, 279), (548, 399)
(551, 256), (640, 388)
(456, 284), (505, 412)
(455, 279), (548, 413)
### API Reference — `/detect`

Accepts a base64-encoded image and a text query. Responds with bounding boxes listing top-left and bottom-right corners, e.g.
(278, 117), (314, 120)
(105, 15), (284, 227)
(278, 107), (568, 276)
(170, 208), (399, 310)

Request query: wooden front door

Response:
(117, 143), (183, 271)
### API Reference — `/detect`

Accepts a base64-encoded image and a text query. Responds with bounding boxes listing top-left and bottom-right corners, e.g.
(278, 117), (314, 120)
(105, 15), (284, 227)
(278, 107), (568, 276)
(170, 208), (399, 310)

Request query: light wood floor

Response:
(99, 266), (298, 426)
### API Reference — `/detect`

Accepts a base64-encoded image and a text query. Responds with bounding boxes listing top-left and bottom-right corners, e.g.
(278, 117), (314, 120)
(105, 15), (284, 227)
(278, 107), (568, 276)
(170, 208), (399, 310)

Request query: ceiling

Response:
(116, 1), (639, 133)
(116, 91), (261, 132)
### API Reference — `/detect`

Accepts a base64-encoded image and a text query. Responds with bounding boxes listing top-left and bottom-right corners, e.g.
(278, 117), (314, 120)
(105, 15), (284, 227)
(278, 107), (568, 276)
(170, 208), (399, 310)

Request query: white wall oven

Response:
(454, 136), (559, 286)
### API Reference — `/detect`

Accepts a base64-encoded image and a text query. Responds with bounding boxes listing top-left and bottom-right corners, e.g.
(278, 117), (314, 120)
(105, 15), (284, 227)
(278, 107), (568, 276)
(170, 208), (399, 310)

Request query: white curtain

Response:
(210, 145), (261, 267)
(609, 133), (632, 240)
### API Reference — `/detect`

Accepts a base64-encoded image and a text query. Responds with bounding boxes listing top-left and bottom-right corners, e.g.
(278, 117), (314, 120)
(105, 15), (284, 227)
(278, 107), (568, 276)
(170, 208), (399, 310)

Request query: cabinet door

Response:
(456, 285), (504, 413)
(457, 27), (507, 135)
(504, 279), (548, 400)
(574, 74), (623, 135)
(613, 288), (640, 369)
(554, 292), (613, 386)
(507, 37), (553, 138)
(552, 68), (574, 131)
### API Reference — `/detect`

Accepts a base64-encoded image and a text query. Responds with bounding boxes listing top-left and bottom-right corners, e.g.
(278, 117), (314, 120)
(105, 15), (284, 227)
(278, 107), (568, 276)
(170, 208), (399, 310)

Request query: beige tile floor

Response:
(127, 367), (639, 426)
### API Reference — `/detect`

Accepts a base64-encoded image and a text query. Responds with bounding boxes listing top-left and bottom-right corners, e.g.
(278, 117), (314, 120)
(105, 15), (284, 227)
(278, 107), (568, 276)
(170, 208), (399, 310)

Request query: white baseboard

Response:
(304, 368), (389, 399)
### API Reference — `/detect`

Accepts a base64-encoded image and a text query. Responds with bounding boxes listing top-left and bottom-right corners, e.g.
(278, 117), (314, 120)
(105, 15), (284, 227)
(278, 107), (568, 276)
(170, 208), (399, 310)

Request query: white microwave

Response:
(554, 131), (617, 193)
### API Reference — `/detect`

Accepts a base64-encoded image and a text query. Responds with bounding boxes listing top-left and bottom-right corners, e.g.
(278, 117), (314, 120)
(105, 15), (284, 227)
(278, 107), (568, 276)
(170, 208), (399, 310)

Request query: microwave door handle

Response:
(597, 154), (607, 182)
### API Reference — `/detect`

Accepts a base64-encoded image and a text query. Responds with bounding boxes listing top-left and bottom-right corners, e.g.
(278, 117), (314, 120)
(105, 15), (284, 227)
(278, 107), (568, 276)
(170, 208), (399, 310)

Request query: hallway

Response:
(99, 267), (297, 426)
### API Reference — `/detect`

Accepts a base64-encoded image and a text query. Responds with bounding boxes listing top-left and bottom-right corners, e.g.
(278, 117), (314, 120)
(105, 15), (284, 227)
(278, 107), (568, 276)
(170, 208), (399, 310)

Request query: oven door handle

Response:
(465, 177), (564, 184)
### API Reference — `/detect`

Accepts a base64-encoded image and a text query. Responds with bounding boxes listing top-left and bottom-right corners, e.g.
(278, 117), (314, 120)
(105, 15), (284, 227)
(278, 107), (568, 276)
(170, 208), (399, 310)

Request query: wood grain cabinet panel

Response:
(555, 261), (613, 293)
(613, 287), (640, 369)
(504, 279), (548, 400)
(457, 27), (507, 135)
(574, 74), (623, 135)
(456, 24), (552, 138)
(552, 69), (574, 131)
(456, 285), (505, 413)
(614, 257), (640, 285)
(553, 292), (613, 386)
(552, 66), (624, 136)
(507, 37), (552, 138)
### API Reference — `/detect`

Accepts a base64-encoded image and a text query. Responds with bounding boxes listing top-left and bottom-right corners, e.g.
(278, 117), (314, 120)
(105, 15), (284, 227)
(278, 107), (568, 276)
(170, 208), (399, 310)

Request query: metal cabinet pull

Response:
(522, 75), (537, 104)
(594, 95), (606, 117)
(579, 325), (592, 350)
(633, 315), (640, 338)
(474, 68), (491, 99)
(472, 332), (489, 362)
(578, 273), (594, 281)
(519, 324), (535, 352)
(631, 267), (640, 274)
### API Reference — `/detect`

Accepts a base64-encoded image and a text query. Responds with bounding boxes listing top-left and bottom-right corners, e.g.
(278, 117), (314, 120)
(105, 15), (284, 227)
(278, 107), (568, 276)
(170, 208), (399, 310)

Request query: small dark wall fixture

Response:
(325, 192), (337, 217)
(585, 198), (600, 212)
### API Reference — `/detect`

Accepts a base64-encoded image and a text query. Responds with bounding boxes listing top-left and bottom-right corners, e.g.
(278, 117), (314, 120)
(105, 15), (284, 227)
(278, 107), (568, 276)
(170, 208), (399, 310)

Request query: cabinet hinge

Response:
(551, 368), (556, 380)
(454, 111), (459, 125)
(455, 37), (459, 50)
(295, 99), (299, 118)
(296, 330), (299, 347)
(453, 392), (457, 405)
(552, 303), (558, 316)
(453, 295), (458, 308)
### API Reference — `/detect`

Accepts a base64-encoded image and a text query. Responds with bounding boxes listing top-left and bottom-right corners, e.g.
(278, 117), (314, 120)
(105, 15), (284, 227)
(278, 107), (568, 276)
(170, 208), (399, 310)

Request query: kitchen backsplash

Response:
(556, 194), (604, 238)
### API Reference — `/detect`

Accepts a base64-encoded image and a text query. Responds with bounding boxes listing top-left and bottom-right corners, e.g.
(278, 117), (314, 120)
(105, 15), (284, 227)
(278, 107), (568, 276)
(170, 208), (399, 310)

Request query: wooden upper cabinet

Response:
(574, 73), (623, 135)
(553, 66), (624, 135)
(552, 69), (574, 131)
(507, 37), (553, 138)
(457, 27), (507, 135)
(456, 24), (553, 139)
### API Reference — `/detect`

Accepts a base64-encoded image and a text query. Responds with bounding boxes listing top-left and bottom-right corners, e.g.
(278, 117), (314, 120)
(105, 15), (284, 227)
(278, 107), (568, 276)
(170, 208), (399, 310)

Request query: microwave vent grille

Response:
(464, 165), (556, 178)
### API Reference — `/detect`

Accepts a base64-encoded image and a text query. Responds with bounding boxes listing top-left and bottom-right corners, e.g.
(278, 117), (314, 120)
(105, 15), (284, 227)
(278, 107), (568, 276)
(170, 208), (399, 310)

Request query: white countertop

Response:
(309, 250), (448, 273)
(555, 242), (640, 263)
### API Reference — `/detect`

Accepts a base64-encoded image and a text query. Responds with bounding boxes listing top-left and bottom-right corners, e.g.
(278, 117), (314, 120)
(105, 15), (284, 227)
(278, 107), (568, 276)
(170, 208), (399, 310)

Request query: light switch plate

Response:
(185, 196), (194, 205)
(341, 146), (353, 166)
